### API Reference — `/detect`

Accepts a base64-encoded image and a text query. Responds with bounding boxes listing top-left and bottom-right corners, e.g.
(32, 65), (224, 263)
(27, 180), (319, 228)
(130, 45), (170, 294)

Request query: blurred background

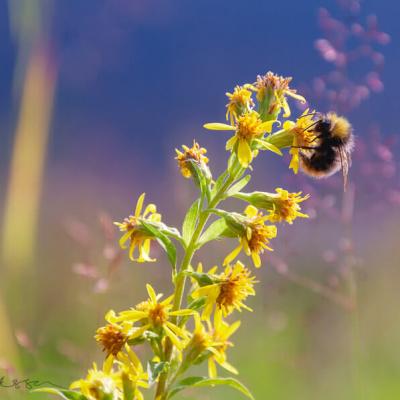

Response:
(0, 0), (399, 399)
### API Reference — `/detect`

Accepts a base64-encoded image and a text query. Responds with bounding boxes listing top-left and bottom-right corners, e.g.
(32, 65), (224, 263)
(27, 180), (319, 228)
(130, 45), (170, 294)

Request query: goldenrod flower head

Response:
(114, 193), (161, 262)
(267, 188), (310, 224)
(116, 344), (149, 400)
(95, 323), (130, 357)
(110, 284), (194, 350)
(70, 357), (122, 400)
(204, 111), (276, 168)
(207, 309), (240, 378)
(182, 313), (218, 366)
(254, 71), (306, 118)
(225, 84), (255, 124)
(283, 109), (318, 174)
(224, 205), (277, 268)
(175, 141), (209, 179)
(236, 189), (310, 224)
(192, 261), (256, 320)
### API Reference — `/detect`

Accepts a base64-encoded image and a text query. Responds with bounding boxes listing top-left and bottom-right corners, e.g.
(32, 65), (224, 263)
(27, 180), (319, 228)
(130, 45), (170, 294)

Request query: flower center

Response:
(237, 114), (262, 140)
(148, 303), (168, 326)
(248, 224), (268, 252)
(95, 324), (127, 356)
(217, 280), (238, 308)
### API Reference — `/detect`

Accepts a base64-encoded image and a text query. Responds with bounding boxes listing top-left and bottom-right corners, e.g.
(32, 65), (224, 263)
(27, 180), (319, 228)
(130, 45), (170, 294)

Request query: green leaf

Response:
(182, 199), (201, 246)
(185, 271), (214, 286)
(122, 372), (135, 400)
(141, 221), (177, 268)
(224, 175), (251, 198)
(254, 138), (283, 155)
(147, 361), (168, 386)
(188, 160), (211, 201)
(187, 296), (207, 311)
(197, 218), (229, 247)
(159, 225), (183, 244)
(32, 388), (87, 400)
(168, 376), (255, 400)
(211, 170), (229, 197)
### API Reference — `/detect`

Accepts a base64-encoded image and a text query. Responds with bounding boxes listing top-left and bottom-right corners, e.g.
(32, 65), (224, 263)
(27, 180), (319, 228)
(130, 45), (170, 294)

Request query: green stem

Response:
(154, 162), (239, 400)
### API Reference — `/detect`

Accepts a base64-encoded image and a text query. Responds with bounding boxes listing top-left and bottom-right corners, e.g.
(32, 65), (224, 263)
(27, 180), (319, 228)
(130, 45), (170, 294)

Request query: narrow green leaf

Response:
(187, 296), (207, 311)
(188, 160), (211, 201)
(32, 388), (87, 400)
(185, 271), (214, 286)
(147, 361), (168, 386)
(168, 376), (255, 400)
(122, 372), (135, 400)
(211, 170), (229, 197)
(182, 199), (201, 246)
(224, 175), (251, 198)
(141, 221), (177, 268)
(159, 225), (183, 243)
(197, 218), (229, 247)
(254, 138), (283, 155)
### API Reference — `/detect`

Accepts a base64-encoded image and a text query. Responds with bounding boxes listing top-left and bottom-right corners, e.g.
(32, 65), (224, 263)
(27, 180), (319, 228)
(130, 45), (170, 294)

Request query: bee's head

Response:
(315, 118), (332, 136)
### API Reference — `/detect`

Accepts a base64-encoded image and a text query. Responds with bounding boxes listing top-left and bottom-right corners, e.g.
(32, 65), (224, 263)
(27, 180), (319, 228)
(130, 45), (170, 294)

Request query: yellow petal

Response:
(119, 230), (133, 248)
(237, 139), (252, 167)
(208, 358), (217, 378)
(143, 203), (156, 217)
(223, 244), (242, 266)
(135, 193), (146, 217)
(282, 98), (291, 118)
(225, 135), (237, 150)
(129, 240), (137, 261)
(244, 204), (258, 217)
(283, 120), (295, 130)
(170, 309), (195, 316)
(203, 122), (235, 131)
(163, 325), (183, 349)
(146, 284), (157, 303)
(219, 360), (238, 375)
(286, 91), (306, 103)
(289, 148), (299, 174)
(251, 252), (261, 268)
(259, 120), (276, 133)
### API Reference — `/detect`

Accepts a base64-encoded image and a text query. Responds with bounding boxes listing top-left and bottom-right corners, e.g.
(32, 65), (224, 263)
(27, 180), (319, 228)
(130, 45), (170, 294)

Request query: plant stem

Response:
(154, 165), (238, 400)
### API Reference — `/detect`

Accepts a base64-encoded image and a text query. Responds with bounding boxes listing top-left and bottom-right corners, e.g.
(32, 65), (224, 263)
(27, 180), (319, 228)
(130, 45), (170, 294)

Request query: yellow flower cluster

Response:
(114, 193), (161, 262)
(44, 70), (335, 400)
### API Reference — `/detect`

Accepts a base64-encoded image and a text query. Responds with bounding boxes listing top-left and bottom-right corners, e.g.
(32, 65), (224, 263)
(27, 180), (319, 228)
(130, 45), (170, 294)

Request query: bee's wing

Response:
(339, 147), (351, 191)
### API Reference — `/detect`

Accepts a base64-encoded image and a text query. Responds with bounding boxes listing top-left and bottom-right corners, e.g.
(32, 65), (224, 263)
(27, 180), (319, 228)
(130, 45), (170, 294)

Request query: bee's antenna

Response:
(297, 111), (319, 119)
(301, 120), (320, 133)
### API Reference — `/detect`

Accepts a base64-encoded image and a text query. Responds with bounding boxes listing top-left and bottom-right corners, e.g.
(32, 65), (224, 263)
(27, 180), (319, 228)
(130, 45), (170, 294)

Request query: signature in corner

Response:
(0, 375), (65, 390)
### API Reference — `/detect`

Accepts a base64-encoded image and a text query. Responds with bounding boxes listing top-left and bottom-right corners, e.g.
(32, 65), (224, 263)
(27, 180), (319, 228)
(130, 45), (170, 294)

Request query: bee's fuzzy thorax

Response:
(326, 112), (352, 141)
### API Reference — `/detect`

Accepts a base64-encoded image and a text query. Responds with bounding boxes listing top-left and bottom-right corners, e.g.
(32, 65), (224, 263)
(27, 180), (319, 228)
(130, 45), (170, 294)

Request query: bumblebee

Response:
(298, 112), (354, 189)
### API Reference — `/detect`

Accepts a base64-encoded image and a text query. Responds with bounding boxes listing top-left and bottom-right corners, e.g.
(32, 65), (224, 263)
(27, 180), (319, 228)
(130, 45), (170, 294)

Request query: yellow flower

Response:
(191, 261), (256, 320)
(182, 313), (220, 366)
(114, 193), (161, 262)
(70, 357), (122, 400)
(225, 84), (255, 124)
(109, 284), (194, 350)
(95, 313), (134, 357)
(283, 109), (318, 174)
(204, 111), (278, 168)
(116, 344), (149, 400)
(235, 189), (310, 224)
(175, 141), (209, 179)
(224, 205), (277, 268)
(267, 188), (310, 224)
(253, 71), (306, 118)
(207, 309), (240, 378)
